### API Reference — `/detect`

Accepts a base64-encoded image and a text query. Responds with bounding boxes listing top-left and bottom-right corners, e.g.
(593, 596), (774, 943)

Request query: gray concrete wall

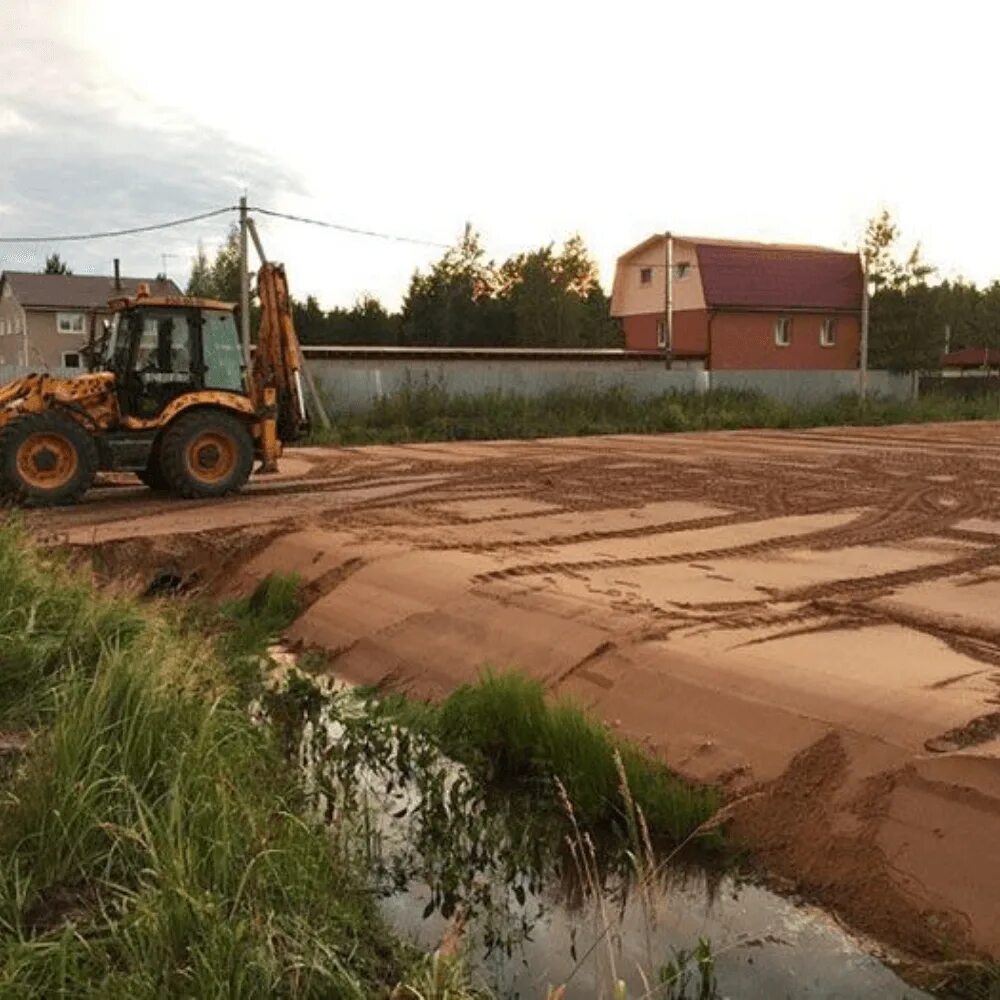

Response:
(305, 351), (913, 414)
(710, 369), (914, 404)
(308, 356), (704, 413)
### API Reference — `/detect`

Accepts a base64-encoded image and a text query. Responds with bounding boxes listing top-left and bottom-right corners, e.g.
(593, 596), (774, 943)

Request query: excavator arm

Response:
(250, 262), (309, 472)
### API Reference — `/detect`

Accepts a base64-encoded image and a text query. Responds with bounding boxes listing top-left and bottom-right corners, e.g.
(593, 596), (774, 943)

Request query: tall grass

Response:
(306, 384), (1000, 447)
(0, 520), (410, 998)
(434, 671), (720, 845)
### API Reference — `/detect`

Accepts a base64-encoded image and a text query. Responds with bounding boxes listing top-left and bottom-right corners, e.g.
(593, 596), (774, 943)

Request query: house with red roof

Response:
(610, 235), (864, 370)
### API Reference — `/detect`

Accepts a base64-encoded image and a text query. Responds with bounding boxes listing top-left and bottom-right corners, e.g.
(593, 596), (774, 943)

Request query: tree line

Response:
(39, 214), (1000, 369)
(862, 210), (1000, 370)
(184, 224), (621, 349)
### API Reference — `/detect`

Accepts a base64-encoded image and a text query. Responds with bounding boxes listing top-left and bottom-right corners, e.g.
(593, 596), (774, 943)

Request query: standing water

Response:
(266, 676), (931, 1000)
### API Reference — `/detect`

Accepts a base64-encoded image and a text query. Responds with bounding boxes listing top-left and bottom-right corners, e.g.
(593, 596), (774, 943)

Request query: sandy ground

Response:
(28, 421), (1000, 964)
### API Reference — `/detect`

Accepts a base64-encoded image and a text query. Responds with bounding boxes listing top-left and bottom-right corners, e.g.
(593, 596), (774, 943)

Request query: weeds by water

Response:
(306, 384), (1000, 447)
(0, 520), (438, 998)
(434, 671), (720, 845)
(269, 667), (726, 998)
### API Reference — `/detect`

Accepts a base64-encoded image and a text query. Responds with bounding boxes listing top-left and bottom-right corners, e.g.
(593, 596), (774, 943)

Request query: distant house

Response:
(610, 235), (864, 370)
(941, 347), (1000, 376)
(0, 271), (182, 371)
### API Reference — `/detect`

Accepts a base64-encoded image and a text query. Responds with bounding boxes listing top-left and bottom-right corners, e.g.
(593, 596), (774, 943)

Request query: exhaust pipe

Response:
(113, 258), (122, 291)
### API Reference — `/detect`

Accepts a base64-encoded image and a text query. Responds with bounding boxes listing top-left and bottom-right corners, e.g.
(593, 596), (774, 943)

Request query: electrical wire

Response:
(249, 205), (450, 249)
(0, 206), (237, 244)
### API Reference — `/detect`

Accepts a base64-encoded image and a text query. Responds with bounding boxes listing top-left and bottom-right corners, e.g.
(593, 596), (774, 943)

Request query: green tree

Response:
(186, 242), (214, 297)
(863, 210), (939, 370)
(185, 227), (242, 302)
(292, 293), (400, 346)
(402, 227), (619, 348)
(209, 225), (243, 303)
(496, 235), (620, 347)
(401, 225), (501, 346)
(862, 209), (933, 291)
(43, 253), (71, 275)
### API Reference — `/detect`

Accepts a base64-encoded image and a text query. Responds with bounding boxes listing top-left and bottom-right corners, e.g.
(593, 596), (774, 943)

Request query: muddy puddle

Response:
(269, 678), (930, 1000)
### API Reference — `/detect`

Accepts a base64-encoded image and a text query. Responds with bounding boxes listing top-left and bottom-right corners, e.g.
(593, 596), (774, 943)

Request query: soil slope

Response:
(33, 421), (1000, 963)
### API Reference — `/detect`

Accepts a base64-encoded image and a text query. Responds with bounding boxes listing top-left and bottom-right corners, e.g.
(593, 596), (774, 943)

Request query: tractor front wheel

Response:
(136, 442), (168, 492)
(159, 410), (254, 499)
(0, 411), (99, 506)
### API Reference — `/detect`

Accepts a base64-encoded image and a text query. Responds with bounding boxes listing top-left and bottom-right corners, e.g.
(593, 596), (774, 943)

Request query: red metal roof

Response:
(941, 347), (1000, 367)
(694, 243), (862, 311)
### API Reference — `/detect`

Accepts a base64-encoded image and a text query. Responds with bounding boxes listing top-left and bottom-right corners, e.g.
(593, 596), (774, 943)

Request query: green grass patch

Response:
(0, 520), (418, 998)
(433, 670), (720, 845)
(306, 384), (1000, 447)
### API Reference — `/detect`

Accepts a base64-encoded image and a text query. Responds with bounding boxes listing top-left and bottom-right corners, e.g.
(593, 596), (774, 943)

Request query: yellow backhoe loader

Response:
(0, 262), (308, 506)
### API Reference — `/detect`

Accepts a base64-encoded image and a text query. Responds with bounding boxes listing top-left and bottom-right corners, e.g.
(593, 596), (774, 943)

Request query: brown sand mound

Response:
(31, 421), (1000, 963)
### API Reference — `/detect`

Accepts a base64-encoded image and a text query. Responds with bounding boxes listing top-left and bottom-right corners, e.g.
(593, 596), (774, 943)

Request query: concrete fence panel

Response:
(303, 348), (916, 414)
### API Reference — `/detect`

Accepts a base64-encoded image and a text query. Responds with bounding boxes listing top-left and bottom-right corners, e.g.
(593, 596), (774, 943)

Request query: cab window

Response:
(135, 312), (192, 384)
(201, 310), (244, 391)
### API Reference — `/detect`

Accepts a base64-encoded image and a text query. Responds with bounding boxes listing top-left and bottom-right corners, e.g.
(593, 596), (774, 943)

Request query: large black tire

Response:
(159, 410), (254, 499)
(136, 442), (168, 492)
(0, 411), (99, 506)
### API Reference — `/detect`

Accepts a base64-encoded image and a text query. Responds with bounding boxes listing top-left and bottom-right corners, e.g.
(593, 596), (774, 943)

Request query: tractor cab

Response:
(102, 287), (247, 418)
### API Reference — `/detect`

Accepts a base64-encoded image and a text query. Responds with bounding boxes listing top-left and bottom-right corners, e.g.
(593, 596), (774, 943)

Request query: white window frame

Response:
(674, 262), (690, 281)
(61, 351), (82, 370)
(57, 311), (85, 334)
(820, 318), (837, 347)
(656, 318), (667, 348)
(639, 267), (653, 286)
(774, 317), (792, 347)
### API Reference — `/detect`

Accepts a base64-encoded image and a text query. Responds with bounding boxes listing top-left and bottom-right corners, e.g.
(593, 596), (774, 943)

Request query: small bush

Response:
(435, 670), (719, 844)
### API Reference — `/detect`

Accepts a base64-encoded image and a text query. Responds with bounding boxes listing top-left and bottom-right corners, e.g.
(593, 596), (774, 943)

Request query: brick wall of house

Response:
(709, 312), (859, 370)
(622, 310), (710, 356)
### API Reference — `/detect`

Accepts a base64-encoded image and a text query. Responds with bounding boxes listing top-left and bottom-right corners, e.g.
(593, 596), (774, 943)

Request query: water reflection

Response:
(267, 680), (930, 1000)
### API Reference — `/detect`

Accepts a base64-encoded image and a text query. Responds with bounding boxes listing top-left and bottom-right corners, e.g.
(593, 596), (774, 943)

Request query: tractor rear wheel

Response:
(159, 410), (254, 499)
(0, 411), (98, 506)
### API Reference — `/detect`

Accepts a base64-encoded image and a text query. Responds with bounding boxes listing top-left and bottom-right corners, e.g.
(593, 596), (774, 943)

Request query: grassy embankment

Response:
(307, 384), (1000, 446)
(0, 520), (456, 999)
(0, 522), (720, 998)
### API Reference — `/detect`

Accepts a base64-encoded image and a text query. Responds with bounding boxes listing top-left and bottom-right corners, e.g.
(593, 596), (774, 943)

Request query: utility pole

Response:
(239, 194), (251, 367)
(663, 232), (674, 368)
(859, 256), (870, 401)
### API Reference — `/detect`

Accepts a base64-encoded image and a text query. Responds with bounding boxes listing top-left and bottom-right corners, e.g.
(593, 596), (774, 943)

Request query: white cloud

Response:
(4, 0), (1000, 305)
(0, 108), (32, 133)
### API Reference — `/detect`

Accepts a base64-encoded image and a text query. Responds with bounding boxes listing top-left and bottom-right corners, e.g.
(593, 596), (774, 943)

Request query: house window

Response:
(62, 351), (81, 370)
(774, 317), (792, 347)
(639, 267), (653, 286)
(656, 318), (667, 348)
(820, 318), (837, 347)
(674, 262), (690, 280)
(57, 312), (85, 334)
(0, 319), (6, 337)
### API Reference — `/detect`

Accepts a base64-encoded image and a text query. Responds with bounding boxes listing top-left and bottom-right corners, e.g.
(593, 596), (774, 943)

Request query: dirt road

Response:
(30, 421), (1000, 964)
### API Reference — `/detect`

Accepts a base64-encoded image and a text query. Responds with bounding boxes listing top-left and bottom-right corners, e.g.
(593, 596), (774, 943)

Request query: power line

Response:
(0, 206), (237, 244)
(0, 202), (452, 253)
(249, 205), (450, 249)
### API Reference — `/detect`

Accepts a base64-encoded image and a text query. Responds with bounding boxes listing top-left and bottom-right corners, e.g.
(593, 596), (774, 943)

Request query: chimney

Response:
(113, 258), (122, 291)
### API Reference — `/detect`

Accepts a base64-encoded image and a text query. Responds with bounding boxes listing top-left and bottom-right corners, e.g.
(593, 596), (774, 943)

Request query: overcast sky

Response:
(1, 1), (998, 308)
